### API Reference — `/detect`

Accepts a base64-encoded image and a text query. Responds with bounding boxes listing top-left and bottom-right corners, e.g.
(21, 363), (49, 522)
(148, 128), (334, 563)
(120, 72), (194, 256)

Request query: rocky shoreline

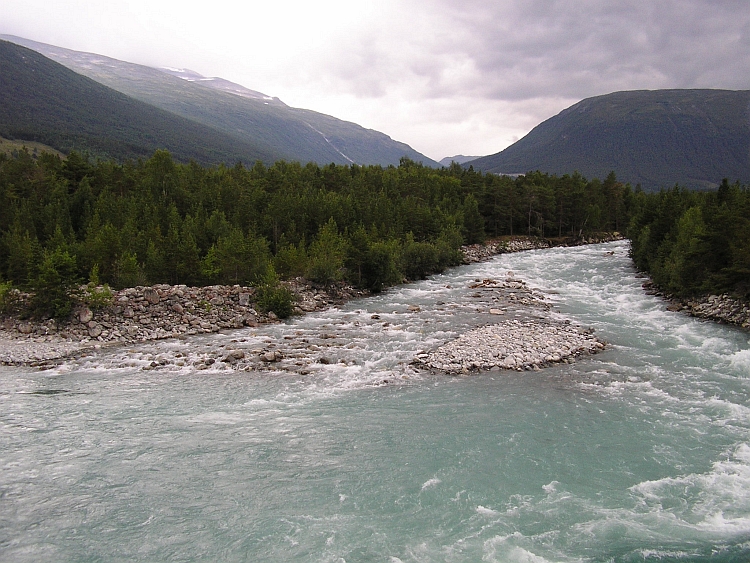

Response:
(461, 232), (625, 263)
(0, 235), (617, 369)
(0, 280), (367, 366)
(642, 280), (750, 330)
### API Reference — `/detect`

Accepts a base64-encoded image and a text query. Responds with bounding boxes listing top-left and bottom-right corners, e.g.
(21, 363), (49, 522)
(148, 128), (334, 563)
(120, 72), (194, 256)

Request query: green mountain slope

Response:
(0, 40), (283, 164)
(2, 35), (438, 167)
(467, 89), (750, 190)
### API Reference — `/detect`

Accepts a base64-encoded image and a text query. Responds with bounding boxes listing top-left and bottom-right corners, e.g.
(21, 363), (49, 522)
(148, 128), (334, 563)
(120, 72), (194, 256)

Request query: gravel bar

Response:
(414, 319), (605, 374)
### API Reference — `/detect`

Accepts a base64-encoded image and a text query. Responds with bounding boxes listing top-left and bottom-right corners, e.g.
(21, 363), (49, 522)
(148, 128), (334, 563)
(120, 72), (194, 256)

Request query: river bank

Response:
(0, 236), (618, 368)
(0, 280), (368, 366)
(642, 279), (750, 330)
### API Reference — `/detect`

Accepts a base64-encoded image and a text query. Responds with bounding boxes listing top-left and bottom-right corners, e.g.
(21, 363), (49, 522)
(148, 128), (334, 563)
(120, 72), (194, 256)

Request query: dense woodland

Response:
(1, 148), (747, 319)
(628, 180), (750, 300)
(0, 150), (633, 315)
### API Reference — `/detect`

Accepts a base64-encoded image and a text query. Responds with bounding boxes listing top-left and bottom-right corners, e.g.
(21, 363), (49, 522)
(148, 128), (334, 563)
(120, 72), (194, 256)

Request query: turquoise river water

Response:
(2, 241), (750, 562)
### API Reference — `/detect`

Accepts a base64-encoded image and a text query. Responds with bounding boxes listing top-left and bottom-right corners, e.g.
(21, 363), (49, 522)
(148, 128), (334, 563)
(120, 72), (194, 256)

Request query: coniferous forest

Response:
(0, 147), (747, 318)
(628, 180), (750, 300)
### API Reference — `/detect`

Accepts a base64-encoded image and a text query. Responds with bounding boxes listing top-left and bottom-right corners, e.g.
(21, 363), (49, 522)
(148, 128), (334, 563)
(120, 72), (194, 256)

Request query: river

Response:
(2, 240), (750, 562)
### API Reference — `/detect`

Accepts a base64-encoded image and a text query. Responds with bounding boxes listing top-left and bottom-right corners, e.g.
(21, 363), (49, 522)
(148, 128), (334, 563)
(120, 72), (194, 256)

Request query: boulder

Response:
(79, 308), (94, 323)
(144, 288), (160, 305)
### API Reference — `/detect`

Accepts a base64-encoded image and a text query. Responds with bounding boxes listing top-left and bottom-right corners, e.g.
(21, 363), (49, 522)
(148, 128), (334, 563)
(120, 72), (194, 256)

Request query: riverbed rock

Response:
(415, 319), (605, 374)
(78, 308), (94, 323)
(144, 288), (160, 305)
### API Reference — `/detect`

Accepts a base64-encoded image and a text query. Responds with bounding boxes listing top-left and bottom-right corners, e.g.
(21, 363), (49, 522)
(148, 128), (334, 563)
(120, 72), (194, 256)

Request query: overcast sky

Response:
(2, 0), (749, 161)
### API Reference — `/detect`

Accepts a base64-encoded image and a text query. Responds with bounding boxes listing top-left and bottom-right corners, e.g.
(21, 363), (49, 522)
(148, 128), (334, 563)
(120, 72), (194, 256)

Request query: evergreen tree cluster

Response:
(0, 149), (633, 315)
(629, 180), (750, 299)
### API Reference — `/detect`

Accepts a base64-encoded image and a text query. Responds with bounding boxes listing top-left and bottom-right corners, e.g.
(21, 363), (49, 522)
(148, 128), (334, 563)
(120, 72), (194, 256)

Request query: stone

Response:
(79, 308), (94, 324)
(239, 293), (251, 306)
(171, 303), (184, 314)
(228, 349), (245, 360)
(144, 288), (160, 305)
(17, 321), (33, 334)
(261, 350), (282, 362)
(88, 324), (103, 338)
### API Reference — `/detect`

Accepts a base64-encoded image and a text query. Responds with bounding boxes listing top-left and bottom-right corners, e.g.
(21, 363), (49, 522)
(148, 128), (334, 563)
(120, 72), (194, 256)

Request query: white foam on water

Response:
(543, 481), (560, 494)
(629, 442), (750, 537)
(185, 412), (246, 425)
(730, 348), (750, 374)
(421, 477), (441, 491)
(476, 505), (501, 517)
(483, 533), (568, 563)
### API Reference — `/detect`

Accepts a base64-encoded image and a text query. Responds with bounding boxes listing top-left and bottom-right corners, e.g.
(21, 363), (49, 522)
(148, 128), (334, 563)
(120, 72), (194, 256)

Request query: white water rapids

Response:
(2, 241), (750, 562)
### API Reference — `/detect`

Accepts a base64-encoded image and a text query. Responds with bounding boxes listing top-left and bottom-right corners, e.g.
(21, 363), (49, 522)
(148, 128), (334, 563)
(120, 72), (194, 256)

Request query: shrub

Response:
(84, 284), (114, 310)
(306, 219), (346, 286)
(29, 249), (81, 319)
(399, 233), (438, 280)
(255, 267), (296, 319)
(0, 281), (20, 315)
(113, 252), (148, 289)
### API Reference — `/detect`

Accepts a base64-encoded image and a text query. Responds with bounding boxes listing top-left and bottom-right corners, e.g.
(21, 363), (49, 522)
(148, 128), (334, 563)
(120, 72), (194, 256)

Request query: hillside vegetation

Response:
(629, 180), (750, 299)
(2, 35), (438, 167)
(0, 40), (281, 165)
(0, 150), (634, 315)
(468, 89), (750, 191)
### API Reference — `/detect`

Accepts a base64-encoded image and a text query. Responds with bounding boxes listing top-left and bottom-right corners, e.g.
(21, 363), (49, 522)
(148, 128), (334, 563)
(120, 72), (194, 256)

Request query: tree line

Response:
(628, 179), (750, 300)
(0, 149), (634, 316)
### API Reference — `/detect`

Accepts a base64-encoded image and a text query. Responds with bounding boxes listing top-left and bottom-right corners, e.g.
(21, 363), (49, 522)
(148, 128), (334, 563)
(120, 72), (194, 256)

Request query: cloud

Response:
(1, 0), (749, 159)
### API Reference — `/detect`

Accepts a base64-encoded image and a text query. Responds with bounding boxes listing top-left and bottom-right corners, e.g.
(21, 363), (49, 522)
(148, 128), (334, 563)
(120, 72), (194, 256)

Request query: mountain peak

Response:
(467, 89), (750, 190)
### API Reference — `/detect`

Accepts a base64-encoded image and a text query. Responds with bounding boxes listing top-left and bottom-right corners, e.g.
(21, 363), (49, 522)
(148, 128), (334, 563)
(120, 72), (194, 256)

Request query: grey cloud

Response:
(441, 0), (750, 100)
(320, 0), (750, 102)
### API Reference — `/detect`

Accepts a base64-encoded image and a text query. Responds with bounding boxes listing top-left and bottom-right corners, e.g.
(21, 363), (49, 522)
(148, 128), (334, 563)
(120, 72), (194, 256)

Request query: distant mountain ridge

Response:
(439, 155), (481, 166)
(467, 89), (750, 190)
(0, 40), (280, 164)
(1, 35), (438, 167)
(157, 67), (285, 105)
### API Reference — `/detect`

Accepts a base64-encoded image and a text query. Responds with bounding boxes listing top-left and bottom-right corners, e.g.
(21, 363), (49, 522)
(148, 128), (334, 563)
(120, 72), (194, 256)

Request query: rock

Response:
(489, 309), (504, 315)
(17, 321), (33, 334)
(172, 303), (184, 314)
(261, 350), (282, 362)
(239, 292), (251, 306)
(144, 288), (160, 305)
(222, 349), (246, 363)
(228, 349), (245, 360)
(78, 308), (94, 323)
(88, 324), (103, 338)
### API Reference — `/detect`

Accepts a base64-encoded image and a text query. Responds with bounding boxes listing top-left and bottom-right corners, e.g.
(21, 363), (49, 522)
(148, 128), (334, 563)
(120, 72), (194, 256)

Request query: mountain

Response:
(467, 89), (750, 190)
(1, 35), (439, 167)
(157, 66), (285, 105)
(439, 155), (481, 166)
(0, 40), (283, 164)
